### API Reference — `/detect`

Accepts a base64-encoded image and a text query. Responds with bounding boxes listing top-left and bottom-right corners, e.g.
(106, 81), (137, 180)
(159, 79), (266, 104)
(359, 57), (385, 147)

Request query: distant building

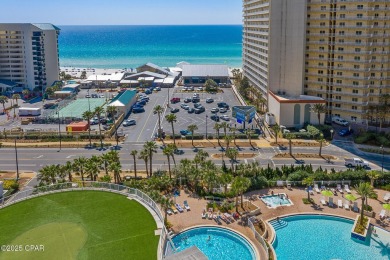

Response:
(107, 90), (137, 115)
(182, 64), (229, 85)
(0, 23), (61, 91)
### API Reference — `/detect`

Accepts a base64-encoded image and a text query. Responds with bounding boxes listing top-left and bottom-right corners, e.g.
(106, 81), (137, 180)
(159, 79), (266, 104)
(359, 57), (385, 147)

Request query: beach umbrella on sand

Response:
(345, 194), (357, 202)
(321, 190), (333, 197)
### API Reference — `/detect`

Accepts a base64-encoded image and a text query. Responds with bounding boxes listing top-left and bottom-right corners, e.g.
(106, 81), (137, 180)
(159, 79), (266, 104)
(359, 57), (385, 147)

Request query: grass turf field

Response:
(0, 191), (159, 260)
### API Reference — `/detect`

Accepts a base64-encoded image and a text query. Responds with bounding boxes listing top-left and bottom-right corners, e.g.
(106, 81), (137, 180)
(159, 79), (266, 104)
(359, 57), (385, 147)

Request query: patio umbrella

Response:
(345, 194), (357, 202)
(321, 190), (333, 197)
(383, 204), (390, 211)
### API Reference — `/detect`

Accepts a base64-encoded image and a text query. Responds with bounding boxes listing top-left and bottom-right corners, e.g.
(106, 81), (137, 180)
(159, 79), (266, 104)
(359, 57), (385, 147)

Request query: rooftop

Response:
(182, 64), (229, 77)
(32, 23), (61, 31)
(0, 79), (19, 87)
(109, 90), (136, 106)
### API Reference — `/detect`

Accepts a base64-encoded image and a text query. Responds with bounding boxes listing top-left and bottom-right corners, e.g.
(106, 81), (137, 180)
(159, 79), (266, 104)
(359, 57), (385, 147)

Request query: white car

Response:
(220, 115), (230, 121)
(99, 94), (105, 98)
(197, 87), (203, 91)
(211, 108), (219, 113)
(219, 107), (228, 113)
(123, 119), (136, 126)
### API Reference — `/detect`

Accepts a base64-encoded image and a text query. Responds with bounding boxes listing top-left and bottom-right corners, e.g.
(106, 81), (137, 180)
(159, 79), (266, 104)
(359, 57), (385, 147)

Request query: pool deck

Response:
(167, 187), (390, 259)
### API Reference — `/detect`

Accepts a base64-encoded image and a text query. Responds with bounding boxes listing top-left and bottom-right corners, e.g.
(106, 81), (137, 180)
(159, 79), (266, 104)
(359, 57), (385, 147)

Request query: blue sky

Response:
(1, 0), (242, 25)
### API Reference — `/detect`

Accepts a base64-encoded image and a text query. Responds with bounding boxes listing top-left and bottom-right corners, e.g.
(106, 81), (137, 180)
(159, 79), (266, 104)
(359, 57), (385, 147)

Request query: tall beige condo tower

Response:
(0, 23), (60, 92)
(243, 0), (389, 126)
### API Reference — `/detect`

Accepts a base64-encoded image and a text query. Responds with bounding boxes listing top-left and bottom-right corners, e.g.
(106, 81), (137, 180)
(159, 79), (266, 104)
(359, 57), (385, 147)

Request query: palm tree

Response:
(316, 133), (325, 156)
(310, 103), (327, 125)
(73, 157), (87, 186)
(366, 170), (380, 187)
(285, 133), (294, 156)
(39, 164), (59, 185)
(245, 129), (253, 147)
(220, 122), (229, 137)
(354, 182), (375, 225)
(82, 110), (94, 147)
(107, 106), (119, 146)
(153, 105), (165, 139)
(214, 123), (222, 147)
(187, 124), (198, 147)
(167, 143), (178, 166)
(165, 114), (177, 145)
(101, 153), (112, 176)
(144, 141), (158, 176)
(231, 176), (251, 212)
(0, 95), (8, 112)
(219, 173), (233, 195)
(302, 177), (314, 201)
(94, 106), (105, 149)
(163, 145), (174, 179)
(11, 94), (20, 107)
(85, 158), (100, 181)
(225, 148), (238, 173)
(130, 150), (138, 179)
(230, 126), (237, 146)
(271, 124), (281, 144)
(159, 196), (174, 225)
(224, 135), (234, 151)
(62, 161), (74, 182)
(139, 148), (149, 177)
(109, 161), (122, 184)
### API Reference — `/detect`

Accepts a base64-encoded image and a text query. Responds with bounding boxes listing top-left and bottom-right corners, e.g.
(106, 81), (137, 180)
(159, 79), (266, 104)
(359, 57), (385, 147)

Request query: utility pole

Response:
(14, 139), (19, 181)
(57, 111), (62, 152)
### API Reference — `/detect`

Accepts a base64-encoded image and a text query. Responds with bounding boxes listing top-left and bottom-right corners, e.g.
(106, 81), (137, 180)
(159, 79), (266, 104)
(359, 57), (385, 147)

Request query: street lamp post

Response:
(57, 111), (62, 152)
(330, 129), (334, 140)
(14, 139), (19, 181)
(206, 115), (208, 139)
(380, 145), (384, 173)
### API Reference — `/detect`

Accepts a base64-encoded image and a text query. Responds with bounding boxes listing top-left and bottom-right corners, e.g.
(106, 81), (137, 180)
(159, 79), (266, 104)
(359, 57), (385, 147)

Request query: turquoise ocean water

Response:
(58, 25), (243, 69)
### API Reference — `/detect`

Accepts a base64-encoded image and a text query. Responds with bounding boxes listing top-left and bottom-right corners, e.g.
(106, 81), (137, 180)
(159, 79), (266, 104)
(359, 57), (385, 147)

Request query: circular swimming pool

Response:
(169, 226), (256, 260)
(270, 214), (390, 260)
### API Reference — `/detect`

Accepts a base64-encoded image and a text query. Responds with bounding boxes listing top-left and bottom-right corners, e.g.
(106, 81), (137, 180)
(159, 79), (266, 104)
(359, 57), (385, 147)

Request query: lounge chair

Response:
(353, 202), (359, 212)
(379, 209), (386, 220)
(171, 205), (178, 214)
(175, 203), (184, 213)
(329, 197), (334, 208)
(321, 185), (326, 190)
(224, 213), (235, 222)
(330, 188), (337, 195)
(201, 209), (207, 219)
(338, 199), (343, 208)
(384, 192), (390, 202)
(208, 208), (213, 220)
(183, 200), (190, 211)
(344, 185), (351, 194)
(344, 201), (350, 210)
(337, 184), (344, 194)
(314, 184), (320, 193)
(167, 208), (173, 215)
(309, 189), (315, 195)
(320, 197), (327, 205)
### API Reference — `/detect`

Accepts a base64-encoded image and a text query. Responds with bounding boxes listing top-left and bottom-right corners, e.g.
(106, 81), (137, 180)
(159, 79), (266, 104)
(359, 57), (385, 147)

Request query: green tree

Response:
(59, 71), (66, 80)
(144, 141), (158, 176)
(73, 157), (87, 186)
(302, 177), (314, 200)
(219, 173), (233, 195)
(82, 110), (94, 147)
(106, 106), (118, 145)
(159, 196), (174, 225)
(224, 135), (234, 151)
(271, 124), (281, 144)
(310, 103), (327, 125)
(165, 114), (177, 145)
(130, 150), (138, 179)
(80, 71), (87, 79)
(366, 170), (380, 187)
(94, 106), (105, 149)
(39, 164), (59, 185)
(62, 161), (74, 182)
(230, 126), (237, 146)
(231, 176), (251, 212)
(225, 148), (239, 173)
(153, 105), (165, 139)
(139, 148), (149, 177)
(22, 89), (30, 98)
(285, 133), (294, 156)
(316, 133), (325, 156)
(204, 79), (218, 92)
(0, 96), (8, 112)
(220, 122), (229, 137)
(187, 124), (198, 147)
(85, 157), (100, 181)
(109, 161), (122, 184)
(214, 123), (222, 147)
(245, 129), (253, 147)
(163, 145), (174, 179)
(11, 94), (20, 107)
(101, 153), (112, 176)
(354, 182), (375, 225)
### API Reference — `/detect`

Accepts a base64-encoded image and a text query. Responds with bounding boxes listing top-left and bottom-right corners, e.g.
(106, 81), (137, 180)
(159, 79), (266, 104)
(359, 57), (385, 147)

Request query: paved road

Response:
(0, 142), (387, 173)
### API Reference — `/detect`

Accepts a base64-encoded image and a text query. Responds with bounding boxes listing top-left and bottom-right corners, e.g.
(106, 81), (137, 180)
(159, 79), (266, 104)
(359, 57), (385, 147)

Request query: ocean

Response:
(58, 25), (243, 69)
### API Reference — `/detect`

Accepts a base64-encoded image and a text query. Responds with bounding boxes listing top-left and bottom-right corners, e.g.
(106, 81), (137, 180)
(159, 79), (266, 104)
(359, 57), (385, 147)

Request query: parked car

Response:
(344, 158), (369, 169)
(206, 98), (214, 103)
(219, 107), (228, 113)
(211, 108), (219, 113)
(220, 115), (230, 121)
(171, 97), (180, 103)
(170, 108), (179, 113)
(332, 116), (349, 126)
(144, 89), (152, 95)
(188, 108), (195, 114)
(194, 107), (205, 114)
(99, 94), (105, 98)
(89, 119), (99, 125)
(339, 129), (353, 136)
(197, 87), (203, 91)
(184, 97), (191, 103)
(137, 100), (147, 106)
(189, 86), (194, 91)
(211, 115), (220, 122)
(134, 102), (144, 108)
(85, 94), (91, 98)
(193, 93), (199, 98)
(123, 119), (136, 126)
(180, 130), (191, 136)
(192, 98), (200, 103)
(217, 102), (229, 108)
(132, 107), (145, 113)
(155, 86), (161, 91)
(194, 103), (203, 109)
(181, 103), (190, 110)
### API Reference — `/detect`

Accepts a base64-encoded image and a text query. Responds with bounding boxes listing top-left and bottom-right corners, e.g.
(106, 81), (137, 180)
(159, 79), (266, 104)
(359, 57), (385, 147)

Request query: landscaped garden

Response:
(0, 191), (159, 260)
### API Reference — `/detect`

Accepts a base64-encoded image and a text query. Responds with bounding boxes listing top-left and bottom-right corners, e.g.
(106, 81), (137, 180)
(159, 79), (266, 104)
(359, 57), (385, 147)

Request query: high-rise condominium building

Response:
(243, 0), (389, 126)
(0, 23), (60, 92)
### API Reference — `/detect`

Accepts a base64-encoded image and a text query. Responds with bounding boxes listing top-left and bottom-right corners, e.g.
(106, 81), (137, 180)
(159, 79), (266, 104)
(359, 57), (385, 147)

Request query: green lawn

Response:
(0, 191), (159, 260)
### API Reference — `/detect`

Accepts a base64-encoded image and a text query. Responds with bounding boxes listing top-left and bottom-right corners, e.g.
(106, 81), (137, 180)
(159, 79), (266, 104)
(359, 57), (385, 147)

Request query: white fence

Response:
(248, 216), (270, 260)
(0, 181), (175, 260)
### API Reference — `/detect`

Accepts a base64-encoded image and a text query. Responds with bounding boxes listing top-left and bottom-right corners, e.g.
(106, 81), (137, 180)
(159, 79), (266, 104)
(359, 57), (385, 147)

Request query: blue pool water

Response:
(170, 226), (255, 260)
(261, 194), (292, 207)
(271, 214), (390, 260)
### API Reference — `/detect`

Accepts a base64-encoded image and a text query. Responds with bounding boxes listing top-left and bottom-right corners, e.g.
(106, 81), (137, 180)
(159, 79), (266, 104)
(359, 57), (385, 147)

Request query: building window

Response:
(353, 73), (359, 77)
(357, 14), (363, 18)
(355, 48), (361, 52)
(357, 5), (363, 10)
(352, 106), (358, 110)
(352, 89), (358, 94)
(351, 116), (357, 121)
(352, 98), (358, 102)
(354, 56), (360, 61)
(336, 88), (342, 92)
(354, 65), (360, 69)
(340, 14), (346, 18)
(336, 80), (342, 84)
(336, 96), (341, 100)
(356, 31), (362, 35)
(353, 82), (359, 86)
(337, 72), (343, 76)
(356, 22), (363, 27)
(335, 104), (341, 108)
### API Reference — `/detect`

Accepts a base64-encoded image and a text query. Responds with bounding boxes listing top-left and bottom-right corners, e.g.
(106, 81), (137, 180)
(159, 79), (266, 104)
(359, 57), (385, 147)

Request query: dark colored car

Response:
(145, 89), (152, 94)
(210, 115), (220, 122)
(192, 98), (200, 103)
(194, 103), (203, 109)
(134, 102), (144, 108)
(217, 102), (229, 108)
(137, 100), (147, 106)
(339, 129), (353, 137)
(132, 107), (145, 113)
(194, 107), (205, 114)
(188, 108), (195, 113)
(206, 98), (214, 103)
(171, 97), (180, 103)
(180, 130), (191, 135)
(170, 108), (179, 113)
(184, 98), (191, 103)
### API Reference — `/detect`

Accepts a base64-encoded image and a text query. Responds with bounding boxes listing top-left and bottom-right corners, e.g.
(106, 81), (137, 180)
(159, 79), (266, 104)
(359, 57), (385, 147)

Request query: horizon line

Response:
(57, 24), (242, 26)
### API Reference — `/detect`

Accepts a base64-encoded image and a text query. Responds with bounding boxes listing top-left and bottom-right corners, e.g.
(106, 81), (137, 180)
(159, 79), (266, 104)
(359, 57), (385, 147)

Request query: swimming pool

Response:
(261, 193), (292, 208)
(169, 226), (256, 260)
(270, 214), (390, 260)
